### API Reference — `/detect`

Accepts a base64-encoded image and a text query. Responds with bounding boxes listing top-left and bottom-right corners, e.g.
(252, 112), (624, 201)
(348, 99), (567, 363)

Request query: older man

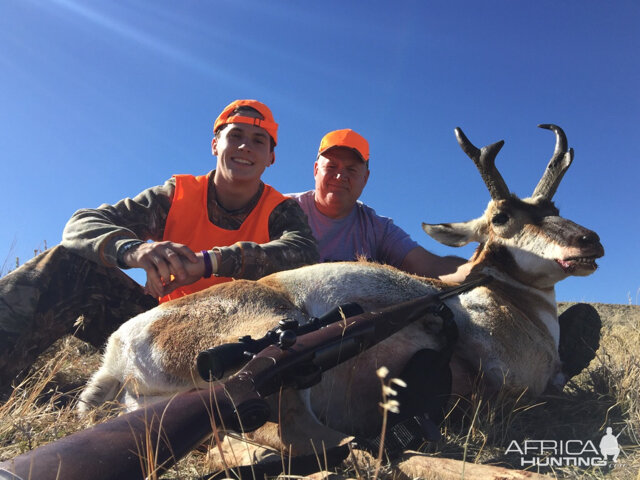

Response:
(0, 99), (318, 386)
(289, 128), (468, 280)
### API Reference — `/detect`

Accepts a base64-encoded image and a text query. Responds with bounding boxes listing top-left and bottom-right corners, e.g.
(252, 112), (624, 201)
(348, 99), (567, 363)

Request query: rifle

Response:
(0, 275), (490, 480)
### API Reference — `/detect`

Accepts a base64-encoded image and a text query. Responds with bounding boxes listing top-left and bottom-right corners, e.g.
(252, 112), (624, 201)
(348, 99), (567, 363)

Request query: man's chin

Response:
(224, 166), (264, 181)
(324, 191), (351, 203)
(325, 193), (357, 210)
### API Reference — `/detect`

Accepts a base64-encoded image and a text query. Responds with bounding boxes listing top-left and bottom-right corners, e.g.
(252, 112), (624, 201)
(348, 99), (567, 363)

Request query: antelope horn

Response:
(455, 127), (510, 200)
(532, 124), (574, 200)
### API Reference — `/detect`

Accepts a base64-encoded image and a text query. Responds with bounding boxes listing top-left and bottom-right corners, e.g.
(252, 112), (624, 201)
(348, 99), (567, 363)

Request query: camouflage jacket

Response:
(62, 172), (319, 280)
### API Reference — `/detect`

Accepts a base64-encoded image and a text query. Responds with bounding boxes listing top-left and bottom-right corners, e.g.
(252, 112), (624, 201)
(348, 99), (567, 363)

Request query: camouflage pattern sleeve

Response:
(61, 178), (176, 268)
(214, 198), (320, 279)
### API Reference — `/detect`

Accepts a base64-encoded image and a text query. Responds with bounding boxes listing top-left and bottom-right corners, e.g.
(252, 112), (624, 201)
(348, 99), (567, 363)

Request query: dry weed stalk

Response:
(371, 365), (406, 480)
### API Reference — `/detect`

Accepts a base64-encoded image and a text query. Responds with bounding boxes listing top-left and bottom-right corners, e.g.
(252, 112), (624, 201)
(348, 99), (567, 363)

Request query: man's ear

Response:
(269, 151), (275, 166)
(313, 161), (319, 178)
(211, 137), (218, 156)
(363, 168), (370, 186)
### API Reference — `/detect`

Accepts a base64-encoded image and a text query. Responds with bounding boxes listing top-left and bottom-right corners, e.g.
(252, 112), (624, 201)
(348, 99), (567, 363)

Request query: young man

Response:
(0, 99), (318, 386)
(289, 128), (468, 281)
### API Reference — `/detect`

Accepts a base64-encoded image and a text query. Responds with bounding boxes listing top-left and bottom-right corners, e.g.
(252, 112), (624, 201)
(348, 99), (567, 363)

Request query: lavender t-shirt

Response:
(288, 190), (418, 268)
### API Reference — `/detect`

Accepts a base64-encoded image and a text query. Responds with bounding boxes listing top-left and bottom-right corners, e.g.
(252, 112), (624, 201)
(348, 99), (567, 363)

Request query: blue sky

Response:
(1, 0), (638, 304)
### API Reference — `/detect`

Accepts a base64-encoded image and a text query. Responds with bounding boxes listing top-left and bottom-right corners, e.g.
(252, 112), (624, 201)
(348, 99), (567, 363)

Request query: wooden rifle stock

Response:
(0, 375), (263, 480)
(0, 276), (489, 480)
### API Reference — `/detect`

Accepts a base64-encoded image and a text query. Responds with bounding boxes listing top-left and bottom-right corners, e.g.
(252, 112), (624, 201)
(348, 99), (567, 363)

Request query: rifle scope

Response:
(197, 302), (364, 381)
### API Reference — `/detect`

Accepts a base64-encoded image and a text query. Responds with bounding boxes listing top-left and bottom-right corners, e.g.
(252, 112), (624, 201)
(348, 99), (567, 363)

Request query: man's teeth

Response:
(233, 158), (252, 165)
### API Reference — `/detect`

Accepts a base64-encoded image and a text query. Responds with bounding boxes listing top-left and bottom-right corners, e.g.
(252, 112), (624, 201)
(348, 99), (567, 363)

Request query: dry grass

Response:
(0, 337), (96, 461)
(0, 337), (217, 479)
(420, 303), (640, 480)
(1, 304), (639, 479)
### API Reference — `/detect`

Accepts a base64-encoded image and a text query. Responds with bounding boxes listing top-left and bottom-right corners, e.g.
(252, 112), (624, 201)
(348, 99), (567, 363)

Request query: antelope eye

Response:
(492, 212), (509, 225)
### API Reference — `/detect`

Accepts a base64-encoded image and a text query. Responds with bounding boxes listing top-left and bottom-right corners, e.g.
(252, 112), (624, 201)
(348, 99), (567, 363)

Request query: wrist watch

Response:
(117, 240), (144, 269)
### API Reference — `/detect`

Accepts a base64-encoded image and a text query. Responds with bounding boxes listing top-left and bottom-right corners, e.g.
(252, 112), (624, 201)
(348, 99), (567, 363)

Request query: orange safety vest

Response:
(160, 173), (286, 303)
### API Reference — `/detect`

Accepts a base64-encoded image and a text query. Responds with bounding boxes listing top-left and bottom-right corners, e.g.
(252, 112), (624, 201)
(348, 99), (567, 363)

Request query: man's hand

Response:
(438, 261), (473, 283)
(400, 246), (471, 282)
(156, 251), (210, 297)
(123, 241), (202, 297)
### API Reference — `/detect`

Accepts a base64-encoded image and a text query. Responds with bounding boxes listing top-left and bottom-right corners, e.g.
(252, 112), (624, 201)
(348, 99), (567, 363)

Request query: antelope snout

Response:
(577, 229), (604, 257)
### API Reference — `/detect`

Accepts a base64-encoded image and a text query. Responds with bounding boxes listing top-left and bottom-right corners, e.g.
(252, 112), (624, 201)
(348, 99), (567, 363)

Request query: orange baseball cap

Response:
(213, 99), (278, 145)
(318, 129), (369, 162)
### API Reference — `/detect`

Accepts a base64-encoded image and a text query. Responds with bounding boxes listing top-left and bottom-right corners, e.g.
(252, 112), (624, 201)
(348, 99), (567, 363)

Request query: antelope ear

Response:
(422, 218), (486, 247)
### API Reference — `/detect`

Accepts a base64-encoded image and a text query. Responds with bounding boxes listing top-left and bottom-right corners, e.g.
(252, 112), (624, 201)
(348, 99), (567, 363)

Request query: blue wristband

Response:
(202, 250), (213, 278)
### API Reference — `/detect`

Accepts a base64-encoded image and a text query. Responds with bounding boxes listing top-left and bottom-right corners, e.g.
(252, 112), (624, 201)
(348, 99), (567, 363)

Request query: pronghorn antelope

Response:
(79, 125), (603, 454)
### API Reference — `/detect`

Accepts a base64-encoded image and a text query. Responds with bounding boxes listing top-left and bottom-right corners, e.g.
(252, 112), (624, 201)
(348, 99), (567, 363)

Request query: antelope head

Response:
(423, 125), (604, 289)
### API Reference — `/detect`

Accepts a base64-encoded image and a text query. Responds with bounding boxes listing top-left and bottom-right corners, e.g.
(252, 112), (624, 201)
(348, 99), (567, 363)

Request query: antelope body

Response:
(79, 125), (603, 453)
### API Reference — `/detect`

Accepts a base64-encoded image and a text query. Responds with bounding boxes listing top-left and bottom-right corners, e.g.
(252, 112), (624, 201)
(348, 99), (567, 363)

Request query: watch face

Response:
(118, 241), (143, 266)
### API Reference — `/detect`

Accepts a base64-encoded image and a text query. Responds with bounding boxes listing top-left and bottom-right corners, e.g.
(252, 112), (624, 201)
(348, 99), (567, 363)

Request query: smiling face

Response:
(313, 147), (369, 219)
(212, 121), (274, 186)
